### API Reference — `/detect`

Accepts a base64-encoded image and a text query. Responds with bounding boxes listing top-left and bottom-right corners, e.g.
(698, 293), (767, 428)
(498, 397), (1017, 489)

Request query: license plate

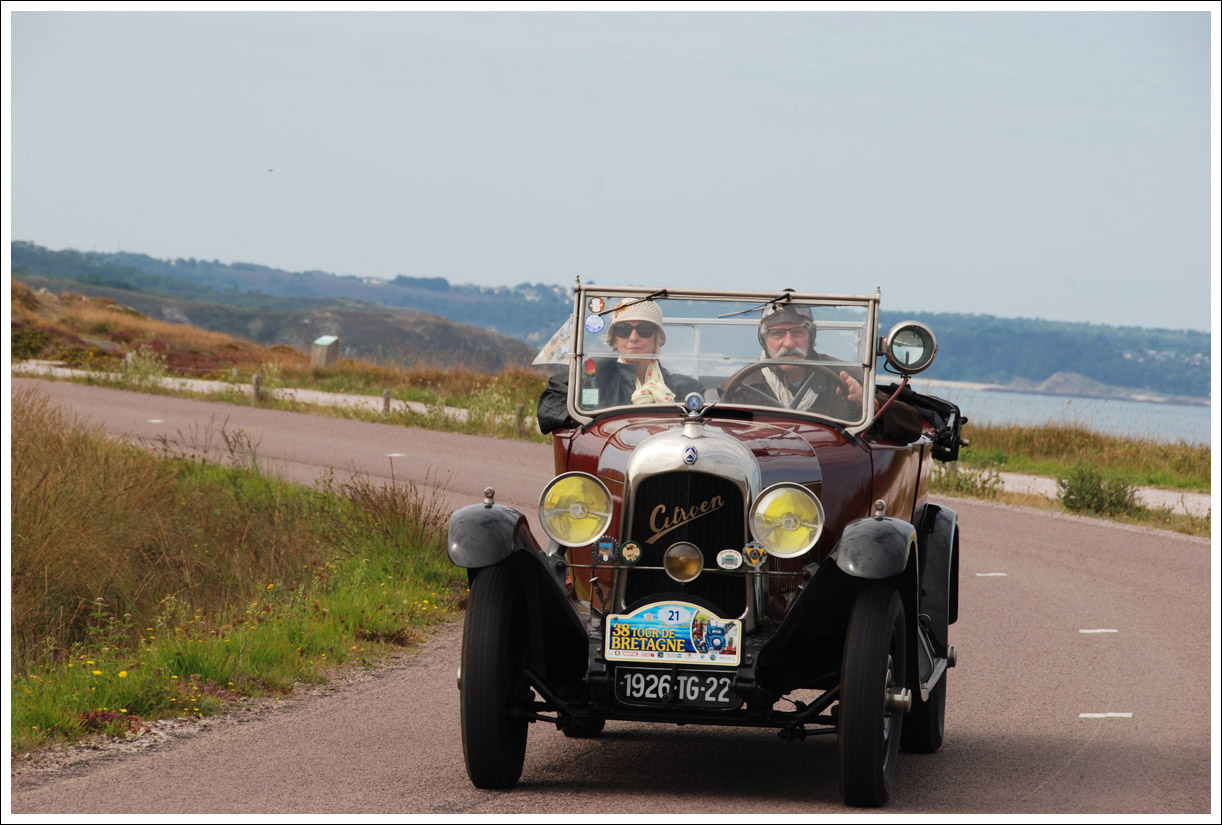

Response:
(615, 667), (741, 709)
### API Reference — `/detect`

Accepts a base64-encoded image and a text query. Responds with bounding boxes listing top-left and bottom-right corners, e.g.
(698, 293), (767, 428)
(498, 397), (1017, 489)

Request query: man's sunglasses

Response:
(612, 322), (658, 339)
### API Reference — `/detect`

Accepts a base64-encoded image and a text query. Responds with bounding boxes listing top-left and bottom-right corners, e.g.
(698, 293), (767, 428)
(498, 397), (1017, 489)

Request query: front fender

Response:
(831, 516), (916, 580)
(915, 503), (958, 653)
(447, 502), (542, 569)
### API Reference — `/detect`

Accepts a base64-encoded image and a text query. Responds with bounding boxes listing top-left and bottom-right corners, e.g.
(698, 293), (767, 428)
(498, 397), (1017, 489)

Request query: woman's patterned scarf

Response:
(627, 359), (676, 404)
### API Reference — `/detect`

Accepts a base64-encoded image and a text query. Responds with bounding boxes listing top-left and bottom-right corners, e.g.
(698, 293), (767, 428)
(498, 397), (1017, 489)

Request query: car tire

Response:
(901, 670), (946, 754)
(838, 583), (906, 808)
(460, 565), (530, 789)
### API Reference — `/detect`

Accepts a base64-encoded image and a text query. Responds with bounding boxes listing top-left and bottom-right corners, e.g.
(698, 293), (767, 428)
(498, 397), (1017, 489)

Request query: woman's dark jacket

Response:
(537, 359), (703, 434)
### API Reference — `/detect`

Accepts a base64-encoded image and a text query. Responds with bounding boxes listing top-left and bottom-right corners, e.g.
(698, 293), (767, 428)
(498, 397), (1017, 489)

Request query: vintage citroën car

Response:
(448, 285), (965, 807)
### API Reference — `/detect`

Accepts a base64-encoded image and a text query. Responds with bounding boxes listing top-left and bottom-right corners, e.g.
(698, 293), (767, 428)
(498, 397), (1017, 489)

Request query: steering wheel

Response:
(721, 360), (849, 410)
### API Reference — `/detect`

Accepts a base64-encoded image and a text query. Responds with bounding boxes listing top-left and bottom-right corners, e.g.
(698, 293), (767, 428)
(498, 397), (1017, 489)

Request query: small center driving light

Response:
(663, 542), (704, 583)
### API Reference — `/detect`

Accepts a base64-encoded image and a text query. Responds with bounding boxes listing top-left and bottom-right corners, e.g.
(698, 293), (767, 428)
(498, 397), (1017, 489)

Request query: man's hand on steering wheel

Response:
(838, 370), (863, 403)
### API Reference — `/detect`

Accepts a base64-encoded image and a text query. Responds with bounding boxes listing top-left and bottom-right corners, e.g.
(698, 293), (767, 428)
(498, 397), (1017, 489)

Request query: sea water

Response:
(905, 381), (1212, 446)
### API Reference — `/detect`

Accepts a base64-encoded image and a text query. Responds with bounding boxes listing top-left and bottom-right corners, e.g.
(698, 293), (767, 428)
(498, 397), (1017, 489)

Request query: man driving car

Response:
(721, 302), (864, 418)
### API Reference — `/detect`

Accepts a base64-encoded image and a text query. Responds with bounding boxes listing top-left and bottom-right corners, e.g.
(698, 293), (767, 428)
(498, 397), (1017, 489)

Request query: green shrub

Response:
(121, 346), (170, 389)
(12, 324), (53, 360)
(1056, 464), (1141, 515)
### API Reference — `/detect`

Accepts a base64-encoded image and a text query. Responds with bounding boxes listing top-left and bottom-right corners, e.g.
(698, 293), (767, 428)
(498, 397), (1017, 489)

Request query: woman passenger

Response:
(537, 299), (702, 434)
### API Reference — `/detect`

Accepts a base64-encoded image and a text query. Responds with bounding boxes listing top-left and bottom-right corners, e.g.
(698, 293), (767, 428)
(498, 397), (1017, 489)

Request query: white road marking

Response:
(976, 573), (1008, 577)
(1079, 713), (1133, 718)
(387, 453), (407, 457)
(147, 419), (165, 423)
(1079, 629), (1119, 633)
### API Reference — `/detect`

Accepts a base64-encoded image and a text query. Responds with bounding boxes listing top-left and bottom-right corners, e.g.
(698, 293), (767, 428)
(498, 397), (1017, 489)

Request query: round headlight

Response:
(539, 473), (614, 547)
(663, 542), (704, 583)
(749, 483), (825, 558)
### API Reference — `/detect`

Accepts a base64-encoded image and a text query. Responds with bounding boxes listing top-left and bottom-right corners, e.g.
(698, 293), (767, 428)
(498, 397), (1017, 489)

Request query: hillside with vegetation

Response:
(11, 241), (571, 347)
(12, 241), (1211, 399)
(12, 272), (540, 373)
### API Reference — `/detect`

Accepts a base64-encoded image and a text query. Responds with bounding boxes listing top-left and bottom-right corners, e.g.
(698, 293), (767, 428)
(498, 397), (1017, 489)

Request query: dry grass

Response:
(10, 386), (340, 667)
(11, 279), (302, 376)
(10, 386), (468, 752)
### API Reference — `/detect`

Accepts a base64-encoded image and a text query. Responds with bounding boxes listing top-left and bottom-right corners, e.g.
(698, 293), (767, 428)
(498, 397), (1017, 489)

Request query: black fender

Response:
(447, 502), (542, 569)
(450, 507), (589, 697)
(914, 503), (959, 654)
(831, 516), (917, 581)
(753, 519), (918, 694)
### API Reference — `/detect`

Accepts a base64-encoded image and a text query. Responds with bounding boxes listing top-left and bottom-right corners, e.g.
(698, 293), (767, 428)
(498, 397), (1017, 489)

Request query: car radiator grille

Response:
(624, 472), (748, 619)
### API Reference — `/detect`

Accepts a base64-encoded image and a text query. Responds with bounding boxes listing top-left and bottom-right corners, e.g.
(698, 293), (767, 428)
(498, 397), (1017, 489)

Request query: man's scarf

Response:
(761, 350), (819, 410)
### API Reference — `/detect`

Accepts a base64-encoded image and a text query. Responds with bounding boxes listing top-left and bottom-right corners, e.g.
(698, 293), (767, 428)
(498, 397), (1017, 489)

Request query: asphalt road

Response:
(9, 378), (1216, 815)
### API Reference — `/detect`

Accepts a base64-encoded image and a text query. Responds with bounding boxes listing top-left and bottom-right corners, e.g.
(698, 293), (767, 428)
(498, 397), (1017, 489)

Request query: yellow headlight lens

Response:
(539, 473), (613, 547)
(750, 483), (825, 558)
(663, 542), (704, 583)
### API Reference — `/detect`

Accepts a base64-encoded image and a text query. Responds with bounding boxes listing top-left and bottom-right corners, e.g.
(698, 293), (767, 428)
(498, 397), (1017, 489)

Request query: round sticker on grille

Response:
(717, 549), (744, 570)
(683, 446), (698, 465)
(620, 541), (642, 563)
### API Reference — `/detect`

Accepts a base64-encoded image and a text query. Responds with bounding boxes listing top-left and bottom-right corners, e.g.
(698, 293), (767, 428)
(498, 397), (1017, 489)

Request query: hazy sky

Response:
(6, 6), (1218, 332)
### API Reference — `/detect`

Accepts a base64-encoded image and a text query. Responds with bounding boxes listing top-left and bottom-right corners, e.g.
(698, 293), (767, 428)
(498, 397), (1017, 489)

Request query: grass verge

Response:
(10, 386), (467, 754)
(958, 421), (1209, 492)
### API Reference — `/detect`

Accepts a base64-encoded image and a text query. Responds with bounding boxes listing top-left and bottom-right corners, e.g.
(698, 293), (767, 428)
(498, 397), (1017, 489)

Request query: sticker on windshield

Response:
(587, 297), (606, 314)
(606, 601), (741, 666)
(585, 314), (605, 334)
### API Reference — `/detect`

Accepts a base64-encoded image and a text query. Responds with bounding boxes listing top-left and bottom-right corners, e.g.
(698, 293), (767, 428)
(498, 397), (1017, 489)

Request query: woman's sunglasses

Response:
(612, 322), (658, 339)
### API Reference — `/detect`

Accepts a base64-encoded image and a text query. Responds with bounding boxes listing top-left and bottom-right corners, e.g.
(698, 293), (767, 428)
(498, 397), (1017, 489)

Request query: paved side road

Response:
(11, 362), (1211, 518)
(11, 362), (479, 422)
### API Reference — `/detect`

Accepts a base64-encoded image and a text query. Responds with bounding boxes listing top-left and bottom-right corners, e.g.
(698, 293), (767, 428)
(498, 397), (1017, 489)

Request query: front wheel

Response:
(838, 584), (907, 807)
(460, 565), (531, 789)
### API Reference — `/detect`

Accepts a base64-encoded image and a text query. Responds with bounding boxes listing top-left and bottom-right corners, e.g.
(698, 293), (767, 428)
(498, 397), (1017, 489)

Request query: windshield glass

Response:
(566, 289), (876, 427)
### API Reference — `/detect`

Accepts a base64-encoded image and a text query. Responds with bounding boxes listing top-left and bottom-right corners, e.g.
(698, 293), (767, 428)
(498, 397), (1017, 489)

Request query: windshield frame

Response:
(561, 285), (882, 433)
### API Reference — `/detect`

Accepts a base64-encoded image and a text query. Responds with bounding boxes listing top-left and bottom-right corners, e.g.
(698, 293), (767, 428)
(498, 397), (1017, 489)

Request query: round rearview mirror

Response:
(882, 321), (937, 374)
